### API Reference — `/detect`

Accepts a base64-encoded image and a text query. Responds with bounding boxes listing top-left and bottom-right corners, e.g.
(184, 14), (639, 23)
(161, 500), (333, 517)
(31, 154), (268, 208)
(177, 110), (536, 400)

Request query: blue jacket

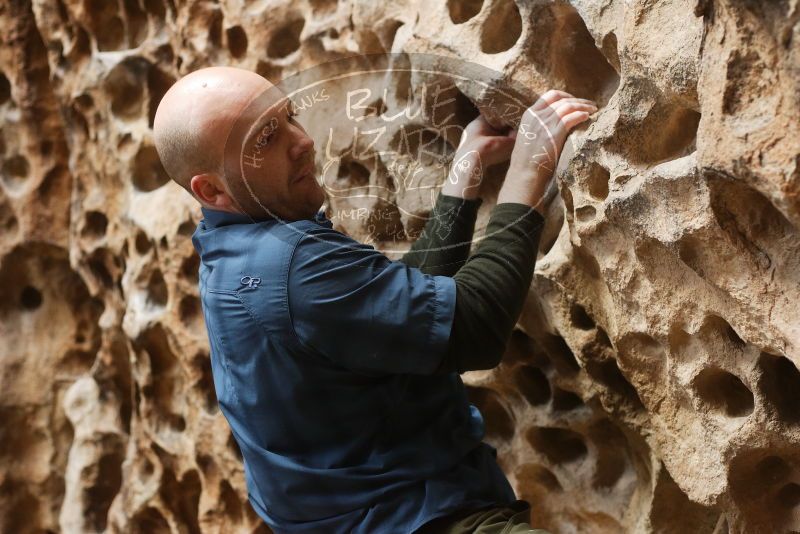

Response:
(192, 207), (515, 533)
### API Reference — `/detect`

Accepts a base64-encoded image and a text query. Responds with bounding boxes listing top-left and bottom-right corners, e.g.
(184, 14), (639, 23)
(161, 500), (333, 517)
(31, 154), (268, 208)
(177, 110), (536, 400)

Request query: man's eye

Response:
(289, 109), (300, 122)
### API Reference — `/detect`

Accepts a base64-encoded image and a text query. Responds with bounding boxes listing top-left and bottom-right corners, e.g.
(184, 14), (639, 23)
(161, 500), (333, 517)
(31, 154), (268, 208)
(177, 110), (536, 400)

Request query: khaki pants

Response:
(416, 500), (551, 534)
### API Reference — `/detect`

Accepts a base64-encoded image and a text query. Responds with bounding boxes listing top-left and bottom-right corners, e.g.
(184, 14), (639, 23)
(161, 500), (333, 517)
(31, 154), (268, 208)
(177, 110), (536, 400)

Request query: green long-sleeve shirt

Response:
(399, 193), (545, 374)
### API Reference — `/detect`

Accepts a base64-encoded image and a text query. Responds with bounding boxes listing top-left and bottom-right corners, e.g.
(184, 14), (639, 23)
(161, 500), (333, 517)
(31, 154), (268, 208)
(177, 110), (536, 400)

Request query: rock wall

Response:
(0, 0), (798, 532)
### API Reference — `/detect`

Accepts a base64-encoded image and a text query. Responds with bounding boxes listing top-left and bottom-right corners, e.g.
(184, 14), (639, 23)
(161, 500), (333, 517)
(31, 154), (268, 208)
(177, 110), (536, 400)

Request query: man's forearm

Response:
(436, 202), (545, 374)
(398, 193), (482, 276)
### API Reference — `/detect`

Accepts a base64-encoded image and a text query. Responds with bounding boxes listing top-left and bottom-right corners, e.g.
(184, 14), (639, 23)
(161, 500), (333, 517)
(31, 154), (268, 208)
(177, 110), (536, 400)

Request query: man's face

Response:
(236, 95), (325, 221)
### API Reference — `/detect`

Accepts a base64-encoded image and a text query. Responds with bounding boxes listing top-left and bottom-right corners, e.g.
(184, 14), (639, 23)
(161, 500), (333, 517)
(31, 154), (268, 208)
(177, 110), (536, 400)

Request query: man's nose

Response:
(290, 131), (314, 161)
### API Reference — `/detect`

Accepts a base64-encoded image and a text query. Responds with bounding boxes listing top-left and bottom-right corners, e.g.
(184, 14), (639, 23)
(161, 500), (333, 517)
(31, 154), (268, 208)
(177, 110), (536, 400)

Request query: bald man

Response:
(154, 66), (595, 533)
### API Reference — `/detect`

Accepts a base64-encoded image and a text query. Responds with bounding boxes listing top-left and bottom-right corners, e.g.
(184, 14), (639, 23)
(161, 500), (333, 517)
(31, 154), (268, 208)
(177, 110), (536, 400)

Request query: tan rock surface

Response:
(0, 0), (797, 532)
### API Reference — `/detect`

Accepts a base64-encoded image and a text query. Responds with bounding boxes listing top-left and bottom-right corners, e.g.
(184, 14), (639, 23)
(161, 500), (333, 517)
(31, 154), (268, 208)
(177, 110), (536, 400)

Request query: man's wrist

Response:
(443, 151), (483, 199)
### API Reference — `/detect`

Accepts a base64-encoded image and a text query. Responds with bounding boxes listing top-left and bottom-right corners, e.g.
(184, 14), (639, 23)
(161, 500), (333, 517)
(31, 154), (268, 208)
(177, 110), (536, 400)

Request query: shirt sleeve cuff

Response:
(428, 274), (457, 366)
(438, 193), (483, 212)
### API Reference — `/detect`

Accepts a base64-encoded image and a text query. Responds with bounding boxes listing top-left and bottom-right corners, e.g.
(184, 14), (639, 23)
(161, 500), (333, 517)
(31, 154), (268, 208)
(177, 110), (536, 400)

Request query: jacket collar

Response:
(200, 207), (332, 229)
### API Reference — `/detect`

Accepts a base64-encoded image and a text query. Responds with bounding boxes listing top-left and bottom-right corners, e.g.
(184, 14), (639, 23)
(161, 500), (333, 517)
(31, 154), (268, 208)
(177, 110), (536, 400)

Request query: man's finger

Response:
(553, 101), (598, 117)
(561, 110), (592, 130)
(531, 90), (573, 111)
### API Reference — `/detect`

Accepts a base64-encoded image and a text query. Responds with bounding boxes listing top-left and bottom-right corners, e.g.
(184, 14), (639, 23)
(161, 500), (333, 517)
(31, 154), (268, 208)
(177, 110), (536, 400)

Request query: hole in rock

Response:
(207, 8), (223, 48)
(196, 453), (214, 477)
(505, 329), (551, 368)
(512, 365), (551, 406)
(180, 254), (200, 282)
(595, 327), (612, 349)
(379, 19), (404, 51)
(337, 158), (370, 187)
(572, 245), (601, 279)
(601, 32), (620, 73)
(538, 216), (562, 257)
(154, 44), (174, 64)
(722, 50), (776, 116)
(142, 0), (165, 19)
(227, 432), (243, 461)
(122, 0), (148, 48)
(172, 414), (186, 431)
(82, 210), (108, 238)
(693, 367), (754, 418)
(777, 483), (800, 509)
(587, 358), (644, 409)
(677, 234), (706, 278)
(0, 71), (10, 105)
(88, 252), (114, 288)
(159, 468), (201, 534)
(226, 25), (248, 58)
(617, 102), (700, 165)
(589, 420), (628, 488)
(84, 440), (124, 532)
(131, 506), (170, 533)
(92, 4), (124, 52)
(480, 0), (521, 53)
(68, 104), (89, 137)
(268, 18), (304, 58)
(135, 231), (152, 254)
(515, 463), (563, 492)
(756, 455), (792, 486)
(561, 186), (574, 215)
(137, 325), (186, 435)
(146, 270), (168, 309)
(2, 485), (41, 534)
(107, 336), (133, 433)
(179, 295), (204, 336)
(553, 5), (620, 99)
(177, 220), (195, 236)
(541, 333), (580, 376)
(551, 387), (584, 412)
(570, 303), (595, 330)
(586, 162), (610, 200)
(5, 215), (17, 233)
(58, 349), (95, 375)
(142, 457), (155, 478)
(465, 386), (515, 441)
(448, 0), (483, 24)
(368, 98), (388, 119)
(452, 89), (481, 129)
(357, 29), (387, 54)
(758, 353), (800, 423)
(105, 58), (148, 119)
(20, 285), (43, 310)
(391, 125), (455, 167)
(147, 66), (176, 129)
(192, 351), (218, 415)
(702, 314), (746, 348)
(2, 154), (30, 191)
(133, 145), (170, 192)
(219, 479), (243, 523)
(575, 205), (596, 222)
(70, 27), (92, 62)
(707, 174), (799, 274)
(526, 426), (587, 464)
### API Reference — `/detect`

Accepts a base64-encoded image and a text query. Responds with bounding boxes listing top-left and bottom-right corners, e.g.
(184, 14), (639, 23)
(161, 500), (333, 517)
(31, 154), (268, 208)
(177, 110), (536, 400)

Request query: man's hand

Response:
(499, 90), (597, 212)
(442, 115), (516, 200)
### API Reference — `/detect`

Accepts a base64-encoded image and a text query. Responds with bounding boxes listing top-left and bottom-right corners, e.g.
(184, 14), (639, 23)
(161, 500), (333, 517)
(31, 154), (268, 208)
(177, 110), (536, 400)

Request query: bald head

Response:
(153, 66), (273, 197)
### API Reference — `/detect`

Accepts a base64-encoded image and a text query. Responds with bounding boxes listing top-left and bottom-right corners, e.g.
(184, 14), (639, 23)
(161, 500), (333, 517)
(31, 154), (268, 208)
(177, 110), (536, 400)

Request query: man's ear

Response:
(190, 174), (239, 212)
